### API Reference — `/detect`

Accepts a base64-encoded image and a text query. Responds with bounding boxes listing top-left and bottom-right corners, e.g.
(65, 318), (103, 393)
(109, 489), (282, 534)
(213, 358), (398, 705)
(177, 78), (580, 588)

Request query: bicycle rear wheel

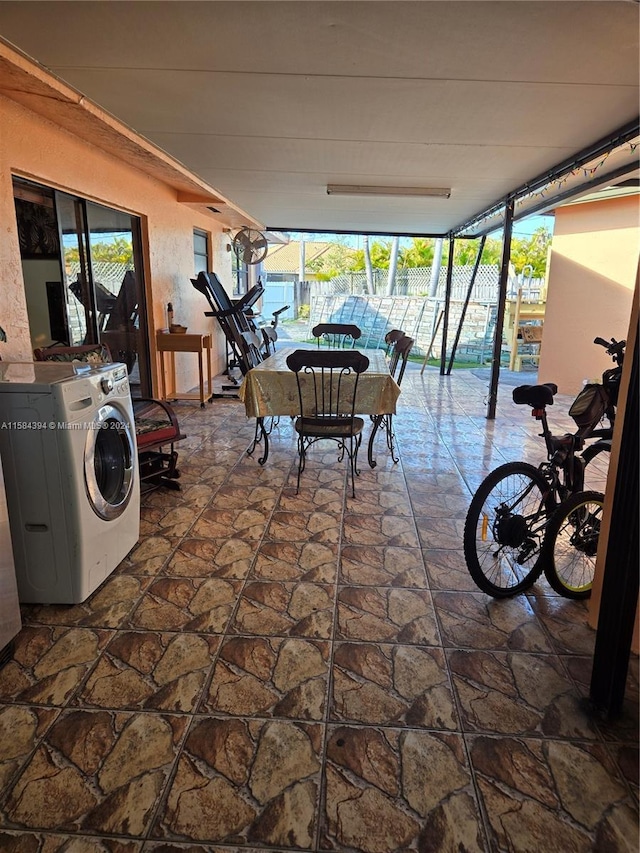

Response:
(464, 462), (554, 597)
(541, 490), (604, 599)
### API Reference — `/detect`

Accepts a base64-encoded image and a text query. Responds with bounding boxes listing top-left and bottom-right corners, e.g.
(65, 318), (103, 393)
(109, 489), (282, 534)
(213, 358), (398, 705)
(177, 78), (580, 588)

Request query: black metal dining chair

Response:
(286, 349), (369, 497)
(311, 322), (362, 349)
(384, 328), (406, 356)
(387, 332), (413, 386)
(380, 332), (414, 462)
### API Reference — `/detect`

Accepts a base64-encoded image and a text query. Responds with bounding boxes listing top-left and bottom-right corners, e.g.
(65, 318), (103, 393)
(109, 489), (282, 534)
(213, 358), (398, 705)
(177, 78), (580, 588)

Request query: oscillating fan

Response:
(232, 227), (268, 265)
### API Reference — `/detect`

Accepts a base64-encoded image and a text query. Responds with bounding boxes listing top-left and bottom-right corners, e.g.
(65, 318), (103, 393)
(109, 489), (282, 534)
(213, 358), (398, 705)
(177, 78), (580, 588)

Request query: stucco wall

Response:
(538, 194), (639, 394)
(0, 92), (233, 394)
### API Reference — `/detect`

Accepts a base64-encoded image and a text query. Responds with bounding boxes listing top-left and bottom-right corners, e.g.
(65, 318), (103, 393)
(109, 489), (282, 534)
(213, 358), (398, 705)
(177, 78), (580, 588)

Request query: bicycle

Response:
(540, 489), (605, 599)
(463, 336), (625, 598)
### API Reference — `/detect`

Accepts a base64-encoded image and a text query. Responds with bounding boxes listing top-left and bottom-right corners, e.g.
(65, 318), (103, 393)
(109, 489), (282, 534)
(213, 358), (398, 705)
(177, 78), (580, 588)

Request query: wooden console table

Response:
(156, 331), (212, 408)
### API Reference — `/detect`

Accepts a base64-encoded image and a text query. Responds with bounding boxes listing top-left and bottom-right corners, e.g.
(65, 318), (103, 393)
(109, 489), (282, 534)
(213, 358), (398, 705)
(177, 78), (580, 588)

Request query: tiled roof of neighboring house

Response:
(264, 241), (333, 273)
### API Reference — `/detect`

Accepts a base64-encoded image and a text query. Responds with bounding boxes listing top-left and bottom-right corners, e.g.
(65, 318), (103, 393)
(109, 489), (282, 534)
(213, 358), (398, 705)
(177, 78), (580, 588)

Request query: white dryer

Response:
(0, 360), (140, 603)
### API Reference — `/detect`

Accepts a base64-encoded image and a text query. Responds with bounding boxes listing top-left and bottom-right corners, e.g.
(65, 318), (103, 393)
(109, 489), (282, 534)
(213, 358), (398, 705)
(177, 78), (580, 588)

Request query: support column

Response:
(487, 199), (514, 419)
(589, 313), (639, 718)
(439, 236), (455, 376)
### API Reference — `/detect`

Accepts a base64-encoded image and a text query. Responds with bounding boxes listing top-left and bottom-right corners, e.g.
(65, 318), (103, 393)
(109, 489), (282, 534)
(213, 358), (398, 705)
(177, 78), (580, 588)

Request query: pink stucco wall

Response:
(538, 194), (639, 394)
(0, 92), (232, 393)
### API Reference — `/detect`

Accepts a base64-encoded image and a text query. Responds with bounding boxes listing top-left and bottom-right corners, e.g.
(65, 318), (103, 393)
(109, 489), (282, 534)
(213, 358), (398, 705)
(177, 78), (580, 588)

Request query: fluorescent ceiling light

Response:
(327, 184), (451, 198)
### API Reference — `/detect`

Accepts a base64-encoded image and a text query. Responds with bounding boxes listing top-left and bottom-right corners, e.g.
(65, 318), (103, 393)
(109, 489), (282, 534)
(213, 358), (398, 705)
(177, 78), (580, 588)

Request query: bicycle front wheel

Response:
(542, 490), (604, 599)
(464, 462), (554, 597)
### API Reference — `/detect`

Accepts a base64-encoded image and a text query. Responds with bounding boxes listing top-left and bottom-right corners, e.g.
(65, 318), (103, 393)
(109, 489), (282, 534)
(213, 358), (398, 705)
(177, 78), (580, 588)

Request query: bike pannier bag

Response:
(569, 383), (608, 428)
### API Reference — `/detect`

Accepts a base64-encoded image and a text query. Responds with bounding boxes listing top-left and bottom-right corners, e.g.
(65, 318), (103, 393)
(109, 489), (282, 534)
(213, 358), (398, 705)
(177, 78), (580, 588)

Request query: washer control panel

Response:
(100, 365), (129, 399)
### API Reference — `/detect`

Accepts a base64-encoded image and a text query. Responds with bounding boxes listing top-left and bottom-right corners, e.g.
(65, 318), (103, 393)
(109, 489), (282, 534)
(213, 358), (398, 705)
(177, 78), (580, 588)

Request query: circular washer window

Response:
(84, 403), (136, 520)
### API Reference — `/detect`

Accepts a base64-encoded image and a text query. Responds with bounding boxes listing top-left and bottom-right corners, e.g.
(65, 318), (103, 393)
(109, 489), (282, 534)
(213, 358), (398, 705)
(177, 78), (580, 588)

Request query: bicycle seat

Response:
(512, 383), (557, 408)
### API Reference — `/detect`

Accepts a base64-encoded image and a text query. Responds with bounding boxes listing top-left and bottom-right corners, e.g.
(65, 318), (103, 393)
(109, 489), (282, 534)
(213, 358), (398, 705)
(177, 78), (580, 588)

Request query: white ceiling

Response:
(0, 1), (638, 235)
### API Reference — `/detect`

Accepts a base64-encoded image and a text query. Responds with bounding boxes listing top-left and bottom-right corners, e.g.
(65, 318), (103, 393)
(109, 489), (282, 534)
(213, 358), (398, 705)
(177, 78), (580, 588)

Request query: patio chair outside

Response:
(384, 328), (406, 356)
(380, 332), (414, 462)
(286, 348), (369, 497)
(312, 323), (362, 349)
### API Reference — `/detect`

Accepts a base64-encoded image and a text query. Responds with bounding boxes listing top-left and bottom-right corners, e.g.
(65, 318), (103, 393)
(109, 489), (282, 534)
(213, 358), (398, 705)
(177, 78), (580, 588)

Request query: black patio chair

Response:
(286, 348), (369, 497)
(384, 328), (406, 356)
(378, 332), (414, 462)
(312, 323), (362, 349)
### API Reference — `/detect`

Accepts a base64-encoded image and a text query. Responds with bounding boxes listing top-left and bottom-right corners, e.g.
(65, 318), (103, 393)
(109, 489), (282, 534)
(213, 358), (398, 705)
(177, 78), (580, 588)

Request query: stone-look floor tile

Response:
(231, 581), (335, 639)
(342, 514), (420, 548)
(0, 832), (142, 851)
(448, 649), (599, 739)
(561, 655), (640, 746)
(345, 486), (413, 517)
(201, 636), (329, 720)
(0, 626), (112, 706)
(190, 506), (270, 541)
(251, 541), (338, 583)
(467, 734), (638, 852)
(276, 482), (344, 514)
(282, 464), (346, 493)
(2, 710), (187, 836)
(176, 461), (232, 488)
(433, 591), (554, 652)
(152, 718), (322, 848)
(164, 538), (254, 579)
(415, 517), (466, 549)
(409, 491), (470, 519)
(20, 575), (151, 629)
(609, 743), (640, 804)
(339, 545), (427, 587)
(265, 510), (341, 544)
(356, 469), (410, 494)
(0, 705), (58, 792)
(144, 844), (289, 853)
(139, 503), (202, 538)
(208, 484), (280, 514)
(336, 587), (439, 645)
(225, 463), (291, 490)
(401, 454), (458, 475)
(423, 549), (480, 592)
(529, 596), (596, 656)
(321, 725), (485, 852)
(76, 632), (220, 712)
(141, 483), (215, 511)
(404, 471), (468, 492)
(127, 578), (242, 634)
(122, 536), (176, 575)
(184, 448), (241, 469)
(331, 643), (457, 729)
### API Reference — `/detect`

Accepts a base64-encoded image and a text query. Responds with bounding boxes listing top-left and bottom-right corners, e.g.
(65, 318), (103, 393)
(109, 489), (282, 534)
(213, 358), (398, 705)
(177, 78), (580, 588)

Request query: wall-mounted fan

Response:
(232, 227), (268, 265)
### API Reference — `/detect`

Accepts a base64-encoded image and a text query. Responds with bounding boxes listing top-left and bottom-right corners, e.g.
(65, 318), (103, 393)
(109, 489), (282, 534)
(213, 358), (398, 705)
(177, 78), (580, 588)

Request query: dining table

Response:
(238, 346), (401, 467)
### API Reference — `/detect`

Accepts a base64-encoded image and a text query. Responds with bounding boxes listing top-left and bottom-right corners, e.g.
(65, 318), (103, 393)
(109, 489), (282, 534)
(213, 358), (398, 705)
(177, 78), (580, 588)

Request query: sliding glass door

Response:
(13, 177), (150, 395)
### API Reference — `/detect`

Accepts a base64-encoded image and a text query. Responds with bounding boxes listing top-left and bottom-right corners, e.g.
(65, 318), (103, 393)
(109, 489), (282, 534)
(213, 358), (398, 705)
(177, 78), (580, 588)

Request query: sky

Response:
(285, 212), (554, 246)
(507, 213), (554, 238)
(287, 211), (554, 248)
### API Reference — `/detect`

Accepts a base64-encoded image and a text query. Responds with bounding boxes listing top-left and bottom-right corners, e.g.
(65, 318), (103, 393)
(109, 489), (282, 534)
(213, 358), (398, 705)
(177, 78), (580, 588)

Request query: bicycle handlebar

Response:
(593, 336), (626, 362)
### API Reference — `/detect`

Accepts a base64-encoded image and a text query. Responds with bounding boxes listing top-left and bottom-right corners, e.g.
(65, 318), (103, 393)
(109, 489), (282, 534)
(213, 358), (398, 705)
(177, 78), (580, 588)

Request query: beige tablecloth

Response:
(239, 347), (400, 418)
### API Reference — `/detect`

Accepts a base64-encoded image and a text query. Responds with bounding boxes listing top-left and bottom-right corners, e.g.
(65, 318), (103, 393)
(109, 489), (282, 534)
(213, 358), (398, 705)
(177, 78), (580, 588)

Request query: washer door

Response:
(85, 403), (136, 520)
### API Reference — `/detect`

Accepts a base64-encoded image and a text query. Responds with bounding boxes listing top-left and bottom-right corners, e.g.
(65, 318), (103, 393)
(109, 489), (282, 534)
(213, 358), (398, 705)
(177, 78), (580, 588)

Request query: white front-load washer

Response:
(0, 360), (140, 603)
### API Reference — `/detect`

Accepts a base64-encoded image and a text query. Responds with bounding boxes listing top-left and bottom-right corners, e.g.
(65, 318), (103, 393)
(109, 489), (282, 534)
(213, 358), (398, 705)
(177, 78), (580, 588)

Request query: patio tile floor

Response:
(0, 364), (637, 852)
